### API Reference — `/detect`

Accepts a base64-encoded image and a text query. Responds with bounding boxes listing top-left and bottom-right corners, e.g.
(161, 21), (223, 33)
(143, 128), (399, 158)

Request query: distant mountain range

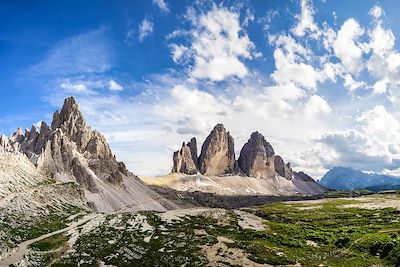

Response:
(319, 166), (400, 190)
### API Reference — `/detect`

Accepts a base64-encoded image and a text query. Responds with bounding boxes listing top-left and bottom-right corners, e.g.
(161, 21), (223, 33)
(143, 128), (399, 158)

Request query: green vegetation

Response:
(30, 233), (69, 251)
(5, 194), (400, 266)
(243, 198), (400, 266)
(0, 205), (83, 258)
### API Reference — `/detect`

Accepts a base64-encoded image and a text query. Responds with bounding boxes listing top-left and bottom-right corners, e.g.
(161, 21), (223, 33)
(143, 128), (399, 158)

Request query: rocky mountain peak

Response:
(51, 96), (86, 131)
(0, 96), (171, 213)
(10, 128), (24, 143)
(172, 138), (198, 175)
(198, 124), (236, 176)
(274, 155), (293, 180)
(238, 131), (276, 178)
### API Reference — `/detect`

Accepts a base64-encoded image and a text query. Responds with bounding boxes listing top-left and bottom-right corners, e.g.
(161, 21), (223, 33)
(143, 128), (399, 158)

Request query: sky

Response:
(2, 0), (400, 178)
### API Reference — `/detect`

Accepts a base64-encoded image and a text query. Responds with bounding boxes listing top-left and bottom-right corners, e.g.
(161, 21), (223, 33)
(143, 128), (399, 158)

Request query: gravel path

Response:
(0, 214), (97, 266)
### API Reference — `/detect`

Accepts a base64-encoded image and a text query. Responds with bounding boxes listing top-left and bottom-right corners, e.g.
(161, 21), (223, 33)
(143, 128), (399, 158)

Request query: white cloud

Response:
(60, 82), (89, 92)
(139, 19), (154, 42)
(369, 5), (384, 21)
(372, 79), (388, 95)
(108, 80), (123, 91)
(262, 83), (305, 113)
(318, 105), (400, 172)
(333, 18), (364, 74)
(357, 105), (400, 142)
(152, 0), (169, 13)
(170, 5), (255, 81)
(170, 44), (189, 63)
(292, 0), (320, 38)
(304, 95), (332, 118)
(242, 8), (255, 27)
(271, 48), (319, 90)
(343, 74), (365, 91)
(365, 11), (400, 97)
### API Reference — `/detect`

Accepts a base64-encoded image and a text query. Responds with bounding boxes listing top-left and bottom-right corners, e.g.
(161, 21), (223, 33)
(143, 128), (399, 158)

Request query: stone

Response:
(293, 171), (315, 182)
(187, 137), (198, 169)
(238, 132), (275, 178)
(172, 138), (198, 175)
(274, 155), (293, 180)
(198, 124), (236, 176)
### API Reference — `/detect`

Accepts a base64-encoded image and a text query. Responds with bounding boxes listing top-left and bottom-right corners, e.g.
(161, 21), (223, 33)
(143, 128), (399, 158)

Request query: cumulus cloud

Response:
(271, 47), (319, 90)
(292, 0), (320, 38)
(304, 95), (332, 118)
(333, 18), (364, 74)
(153, 0), (169, 13)
(318, 105), (400, 172)
(170, 5), (255, 81)
(139, 19), (154, 42)
(364, 6), (400, 99)
(343, 74), (365, 91)
(372, 79), (388, 95)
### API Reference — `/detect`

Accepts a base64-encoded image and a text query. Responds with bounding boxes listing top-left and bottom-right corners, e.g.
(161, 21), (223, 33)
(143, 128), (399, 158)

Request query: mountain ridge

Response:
(319, 166), (400, 190)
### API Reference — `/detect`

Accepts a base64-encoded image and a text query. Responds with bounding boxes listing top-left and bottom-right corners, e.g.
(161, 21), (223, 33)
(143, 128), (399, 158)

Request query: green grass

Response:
(29, 233), (69, 251)
(14, 194), (400, 267)
(241, 198), (400, 266)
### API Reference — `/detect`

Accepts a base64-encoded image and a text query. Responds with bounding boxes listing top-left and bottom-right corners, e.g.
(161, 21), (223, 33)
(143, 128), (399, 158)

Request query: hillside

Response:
(144, 172), (326, 196)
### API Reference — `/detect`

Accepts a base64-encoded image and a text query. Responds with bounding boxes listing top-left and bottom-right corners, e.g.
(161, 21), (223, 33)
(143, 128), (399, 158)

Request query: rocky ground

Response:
(1, 192), (400, 266)
(143, 172), (327, 197)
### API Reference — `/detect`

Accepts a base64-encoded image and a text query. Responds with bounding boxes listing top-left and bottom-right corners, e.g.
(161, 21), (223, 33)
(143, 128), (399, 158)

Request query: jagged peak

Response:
(30, 125), (38, 134)
(213, 123), (225, 131)
(51, 96), (86, 131)
(10, 128), (24, 142)
(40, 121), (50, 131)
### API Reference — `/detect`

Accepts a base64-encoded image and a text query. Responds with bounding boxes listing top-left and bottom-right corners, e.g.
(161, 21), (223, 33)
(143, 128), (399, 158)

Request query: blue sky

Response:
(2, 0), (400, 178)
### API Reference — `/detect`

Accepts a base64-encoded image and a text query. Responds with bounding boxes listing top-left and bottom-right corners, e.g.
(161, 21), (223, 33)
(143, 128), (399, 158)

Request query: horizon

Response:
(2, 0), (400, 178)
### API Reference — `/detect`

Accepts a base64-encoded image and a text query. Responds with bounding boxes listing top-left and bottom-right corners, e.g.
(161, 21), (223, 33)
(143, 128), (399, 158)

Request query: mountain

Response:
(319, 166), (400, 190)
(0, 97), (175, 213)
(152, 124), (327, 196)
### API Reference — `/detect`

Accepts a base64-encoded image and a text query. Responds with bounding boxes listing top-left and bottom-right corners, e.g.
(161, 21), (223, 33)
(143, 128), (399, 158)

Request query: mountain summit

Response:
(0, 96), (172, 212)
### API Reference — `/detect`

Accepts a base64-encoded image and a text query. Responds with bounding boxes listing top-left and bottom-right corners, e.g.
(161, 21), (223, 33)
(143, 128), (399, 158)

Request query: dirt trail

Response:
(0, 214), (97, 267)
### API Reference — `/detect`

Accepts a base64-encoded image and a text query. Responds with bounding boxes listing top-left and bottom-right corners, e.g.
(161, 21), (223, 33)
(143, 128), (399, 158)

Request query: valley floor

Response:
(1, 192), (400, 266)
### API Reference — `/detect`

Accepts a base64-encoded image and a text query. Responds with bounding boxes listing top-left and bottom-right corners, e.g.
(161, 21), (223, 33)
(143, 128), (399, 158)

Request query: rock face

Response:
(32, 97), (126, 190)
(0, 96), (172, 212)
(274, 155), (293, 180)
(172, 138), (198, 175)
(198, 124), (236, 176)
(238, 132), (275, 178)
